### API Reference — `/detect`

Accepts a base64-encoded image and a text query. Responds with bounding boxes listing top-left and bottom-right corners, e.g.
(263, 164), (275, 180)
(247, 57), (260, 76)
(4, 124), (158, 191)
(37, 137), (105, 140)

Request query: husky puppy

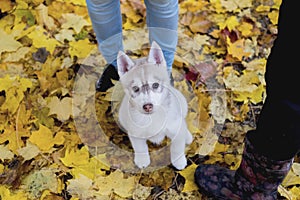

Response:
(117, 41), (193, 170)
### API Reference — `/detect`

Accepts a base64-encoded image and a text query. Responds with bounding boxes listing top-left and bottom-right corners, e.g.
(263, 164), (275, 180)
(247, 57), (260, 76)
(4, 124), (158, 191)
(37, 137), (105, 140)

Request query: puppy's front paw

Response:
(134, 153), (150, 169)
(172, 155), (187, 170)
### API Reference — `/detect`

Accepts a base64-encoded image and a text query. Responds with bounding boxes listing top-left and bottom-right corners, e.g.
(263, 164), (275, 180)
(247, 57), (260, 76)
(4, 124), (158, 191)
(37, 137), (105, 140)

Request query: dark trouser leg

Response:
(248, 0), (300, 161)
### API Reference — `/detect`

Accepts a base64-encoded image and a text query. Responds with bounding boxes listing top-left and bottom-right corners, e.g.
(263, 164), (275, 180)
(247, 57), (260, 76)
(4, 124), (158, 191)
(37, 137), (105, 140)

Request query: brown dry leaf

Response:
(194, 61), (218, 83)
(189, 13), (213, 34)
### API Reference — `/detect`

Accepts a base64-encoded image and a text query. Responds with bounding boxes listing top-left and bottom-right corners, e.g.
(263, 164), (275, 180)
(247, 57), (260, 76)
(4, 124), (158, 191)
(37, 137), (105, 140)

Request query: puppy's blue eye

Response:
(132, 86), (139, 93)
(152, 83), (159, 89)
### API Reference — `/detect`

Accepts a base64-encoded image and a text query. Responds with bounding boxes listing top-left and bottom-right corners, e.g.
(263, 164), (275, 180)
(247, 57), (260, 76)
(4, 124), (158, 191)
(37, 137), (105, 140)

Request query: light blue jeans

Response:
(86, 0), (178, 72)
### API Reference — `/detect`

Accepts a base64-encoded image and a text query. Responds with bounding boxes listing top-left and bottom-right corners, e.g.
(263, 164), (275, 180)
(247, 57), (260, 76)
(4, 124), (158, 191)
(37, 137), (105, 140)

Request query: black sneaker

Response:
(96, 64), (120, 92)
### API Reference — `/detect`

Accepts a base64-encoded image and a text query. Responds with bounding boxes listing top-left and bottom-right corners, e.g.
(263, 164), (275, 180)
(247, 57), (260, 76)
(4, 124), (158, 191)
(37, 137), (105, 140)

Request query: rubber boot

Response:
(194, 135), (294, 200)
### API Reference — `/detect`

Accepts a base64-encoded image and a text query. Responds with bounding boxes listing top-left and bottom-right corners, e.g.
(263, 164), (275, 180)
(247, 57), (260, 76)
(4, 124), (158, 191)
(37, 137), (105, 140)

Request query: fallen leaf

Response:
(227, 38), (251, 60)
(94, 169), (136, 198)
(179, 163), (199, 192)
(21, 168), (58, 199)
(32, 47), (50, 63)
(27, 26), (60, 53)
(47, 96), (73, 121)
(17, 142), (41, 161)
(67, 174), (94, 199)
(68, 38), (95, 59)
(60, 146), (90, 167)
(3, 47), (31, 62)
(0, 185), (27, 200)
(29, 124), (65, 152)
(0, 29), (22, 56)
(61, 13), (89, 34)
(0, 145), (14, 161)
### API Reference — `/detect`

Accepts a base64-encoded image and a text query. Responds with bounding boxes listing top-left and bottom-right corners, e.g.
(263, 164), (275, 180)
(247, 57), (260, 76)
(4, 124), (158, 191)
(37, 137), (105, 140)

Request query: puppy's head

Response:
(117, 41), (170, 114)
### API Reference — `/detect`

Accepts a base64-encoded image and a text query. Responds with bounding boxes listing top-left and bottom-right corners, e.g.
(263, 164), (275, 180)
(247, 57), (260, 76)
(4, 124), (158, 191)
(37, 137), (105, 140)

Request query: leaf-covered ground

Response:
(1, 0), (300, 199)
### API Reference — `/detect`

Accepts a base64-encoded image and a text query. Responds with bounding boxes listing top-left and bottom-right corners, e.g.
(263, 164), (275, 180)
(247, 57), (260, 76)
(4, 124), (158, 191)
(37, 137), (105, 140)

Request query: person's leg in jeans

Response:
(86, 0), (123, 92)
(194, 0), (300, 199)
(144, 0), (179, 76)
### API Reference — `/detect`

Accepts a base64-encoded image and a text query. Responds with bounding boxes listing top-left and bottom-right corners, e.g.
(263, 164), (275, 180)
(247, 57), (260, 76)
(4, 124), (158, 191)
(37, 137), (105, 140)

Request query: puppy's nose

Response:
(143, 103), (153, 113)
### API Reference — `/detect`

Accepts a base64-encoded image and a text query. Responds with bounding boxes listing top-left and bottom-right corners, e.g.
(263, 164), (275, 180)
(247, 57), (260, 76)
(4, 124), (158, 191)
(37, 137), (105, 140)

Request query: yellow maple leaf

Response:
(224, 153), (241, 170)
(180, 0), (208, 12)
(238, 22), (253, 37)
(256, 5), (270, 12)
(268, 10), (279, 25)
(273, 0), (282, 9)
(218, 16), (239, 31)
(68, 38), (95, 59)
(282, 170), (300, 187)
(27, 26), (60, 53)
(243, 58), (267, 73)
(71, 155), (110, 179)
(233, 84), (265, 104)
(56, 0), (87, 6)
(60, 146), (90, 167)
(29, 124), (65, 152)
(223, 68), (265, 103)
(0, 185), (27, 200)
(0, 75), (32, 113)
(227, 38), (251, 60)
(179, 163), (199, 192)
(0, 74), (32, 114)
(287, 186), (300, 200)
(210, 0), (226, 13)
(0, 29), (22, 56)
(0, 125), (29, 153)
(94, 169), (136, 198)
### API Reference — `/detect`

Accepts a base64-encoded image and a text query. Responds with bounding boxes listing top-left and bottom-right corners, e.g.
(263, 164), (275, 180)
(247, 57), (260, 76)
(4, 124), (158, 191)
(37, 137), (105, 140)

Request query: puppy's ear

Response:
(148, 41), (166, 66)
(117, 51), (135, 77)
